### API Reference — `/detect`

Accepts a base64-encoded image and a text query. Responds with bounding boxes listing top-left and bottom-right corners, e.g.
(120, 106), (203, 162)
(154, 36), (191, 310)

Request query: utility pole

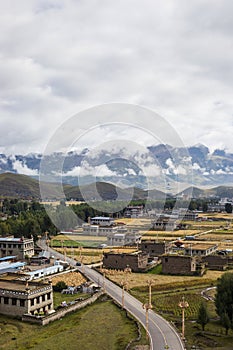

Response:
(81, 256), (84, 273)
(124, 265), (131, 291)
(148, 279), (153, 309)
(102, 271), (106, 293)
(121, 280), (125, 308)
(142, 280), (153, 338)
(178, 296), (189, 340)
(142, 303), (150, 338)
(64, 246), (66, 262)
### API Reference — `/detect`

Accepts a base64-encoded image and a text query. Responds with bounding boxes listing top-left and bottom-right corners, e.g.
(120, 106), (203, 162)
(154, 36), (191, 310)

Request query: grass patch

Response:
(0, 298), (149, 350)
(53, 292), (90, 309)
(146, 264), (162, 274)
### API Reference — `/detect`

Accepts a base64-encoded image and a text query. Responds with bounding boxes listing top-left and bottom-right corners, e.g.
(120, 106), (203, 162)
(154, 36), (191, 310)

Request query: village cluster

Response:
(0, 203), (233, 325)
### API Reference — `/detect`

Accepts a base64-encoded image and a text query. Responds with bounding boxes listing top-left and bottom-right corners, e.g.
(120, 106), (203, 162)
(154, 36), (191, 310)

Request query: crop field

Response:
(51, 234), (107, 248)
(0, 299), (148, 350)
(103, 269), (224, 291)
(54, 246), (137, 264)
(50, 271), (86, 286)
(131, 286), (233, 349)
(142, 229), (201, 240)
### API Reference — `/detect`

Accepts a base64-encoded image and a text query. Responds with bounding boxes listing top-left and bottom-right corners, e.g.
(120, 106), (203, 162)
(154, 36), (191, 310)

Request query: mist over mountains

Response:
(0, 144), (233, 190)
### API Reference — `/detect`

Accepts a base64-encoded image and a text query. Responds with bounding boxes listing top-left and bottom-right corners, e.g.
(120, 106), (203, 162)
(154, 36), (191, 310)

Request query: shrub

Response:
(53, 281), (67, 292)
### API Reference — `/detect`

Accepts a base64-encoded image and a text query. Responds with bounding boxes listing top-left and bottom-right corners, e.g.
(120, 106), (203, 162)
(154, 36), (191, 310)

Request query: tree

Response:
(225, 203), (232, 213)
(53, 281), (67, 292)
(197, 302), (209, 331)
(221, 313), (231, 335)
(215, 272), (233, 332)
(202, 202), (208, 213)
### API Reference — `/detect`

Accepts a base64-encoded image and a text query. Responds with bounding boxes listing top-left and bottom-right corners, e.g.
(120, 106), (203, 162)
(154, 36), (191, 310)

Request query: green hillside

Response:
(0, 173), (71, 200)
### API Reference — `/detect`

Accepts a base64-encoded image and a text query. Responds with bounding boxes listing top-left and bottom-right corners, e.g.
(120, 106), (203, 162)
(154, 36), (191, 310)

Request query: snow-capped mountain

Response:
(1, 144), (233, 190)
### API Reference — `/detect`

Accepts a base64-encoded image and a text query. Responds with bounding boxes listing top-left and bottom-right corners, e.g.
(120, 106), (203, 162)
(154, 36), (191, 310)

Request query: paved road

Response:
(38, 240), (185, 350)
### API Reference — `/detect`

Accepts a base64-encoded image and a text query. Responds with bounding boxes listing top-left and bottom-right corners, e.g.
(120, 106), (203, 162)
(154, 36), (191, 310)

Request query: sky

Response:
(1, 0), (233, 155)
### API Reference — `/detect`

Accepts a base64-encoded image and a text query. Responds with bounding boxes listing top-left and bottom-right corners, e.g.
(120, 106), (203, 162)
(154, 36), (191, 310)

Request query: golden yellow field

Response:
(55, 246), (137, 264)
(51, 271), (86, 286)
(40, 201), (82, 207)
(102, 269), (224, 290)
(142, 229), (201, 240)
(66, 235), (107, 242)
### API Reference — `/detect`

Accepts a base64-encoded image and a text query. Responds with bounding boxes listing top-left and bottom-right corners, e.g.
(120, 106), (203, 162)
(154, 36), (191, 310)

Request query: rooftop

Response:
(0, 256), (17, 261)
(184, 243), (218, 250)
(0, 273), (50, 292)
(91, 217), (114, 220)
(0, 236), (32, 242)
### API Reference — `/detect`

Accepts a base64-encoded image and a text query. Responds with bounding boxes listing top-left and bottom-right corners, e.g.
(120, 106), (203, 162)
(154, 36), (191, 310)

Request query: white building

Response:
(107, 232), (141, 247)
(82, 223), (119, 236)
(90, 216), (115, 226)
(0, 236), (34, 259)
(27, 264), (64, 280)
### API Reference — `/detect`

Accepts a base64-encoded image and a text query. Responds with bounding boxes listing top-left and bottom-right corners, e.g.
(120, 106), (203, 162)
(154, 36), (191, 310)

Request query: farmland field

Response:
(103, 268), (225, 290)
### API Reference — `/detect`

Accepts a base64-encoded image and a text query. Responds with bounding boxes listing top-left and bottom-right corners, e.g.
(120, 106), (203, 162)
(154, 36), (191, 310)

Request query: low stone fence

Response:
(22, 291), (103, 325)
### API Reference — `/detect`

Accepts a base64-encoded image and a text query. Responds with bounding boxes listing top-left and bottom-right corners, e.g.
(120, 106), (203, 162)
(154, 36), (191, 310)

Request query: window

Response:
(20, 299), (25, 307)
(4, 297), (9, 304)
(12, 298), (17, 305)
(31, 299), (34, 306)
(36, 297), (40, 303)
(42, 294), (45, 302)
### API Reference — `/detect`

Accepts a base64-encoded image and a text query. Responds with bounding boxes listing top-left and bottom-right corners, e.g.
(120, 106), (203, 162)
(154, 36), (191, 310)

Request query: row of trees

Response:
(196, 272), (233, 335)
(0, 199), (57, 239)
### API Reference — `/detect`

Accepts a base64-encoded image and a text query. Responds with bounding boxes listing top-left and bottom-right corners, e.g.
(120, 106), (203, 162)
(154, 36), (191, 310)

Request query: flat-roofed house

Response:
(0, 236), (34, 259)
(184, 243), (218, 256)
(141, 240), (172, 257)
(161, 255), (204, 275)
(0, 273), (54, 317)
(90, 216), (115, 227)
(107, 232), (141, 246)
(103, 252), (148, 272)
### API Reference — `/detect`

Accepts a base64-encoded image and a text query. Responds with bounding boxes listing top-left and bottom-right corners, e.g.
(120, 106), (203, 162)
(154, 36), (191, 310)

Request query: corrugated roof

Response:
(0, 256), (17, 261)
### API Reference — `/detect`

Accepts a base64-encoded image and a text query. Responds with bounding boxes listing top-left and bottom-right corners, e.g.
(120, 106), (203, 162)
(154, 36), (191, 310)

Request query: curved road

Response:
(38, 240), (184, 350)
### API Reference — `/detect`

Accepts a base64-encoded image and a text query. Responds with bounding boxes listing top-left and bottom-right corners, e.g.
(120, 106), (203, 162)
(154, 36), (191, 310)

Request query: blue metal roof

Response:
(0, 261), (25, 270)
(0, 256), (17, 261)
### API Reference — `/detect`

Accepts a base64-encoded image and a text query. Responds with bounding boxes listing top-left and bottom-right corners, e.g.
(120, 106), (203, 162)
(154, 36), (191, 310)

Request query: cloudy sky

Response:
(1, 0), (233, 155)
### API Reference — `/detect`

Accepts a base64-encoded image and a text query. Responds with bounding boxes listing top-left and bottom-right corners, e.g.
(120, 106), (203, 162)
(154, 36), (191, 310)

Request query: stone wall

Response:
(22, 291), (103, 325)
(162, 255), (197, 275)
(203, 255), (233, 270)
(103, 253), (148, 272)
(141, 241), (172, 258)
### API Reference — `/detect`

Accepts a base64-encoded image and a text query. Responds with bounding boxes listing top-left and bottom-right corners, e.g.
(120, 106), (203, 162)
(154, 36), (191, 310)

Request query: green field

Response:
(130, 286), (233, 350)
(0, 298), (148, 350)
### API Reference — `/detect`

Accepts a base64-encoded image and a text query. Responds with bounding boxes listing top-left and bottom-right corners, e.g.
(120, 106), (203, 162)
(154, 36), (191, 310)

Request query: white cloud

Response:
(12, 160), (38, 176)
(192, 163), (201, 170)
(0, 1), (233, 154)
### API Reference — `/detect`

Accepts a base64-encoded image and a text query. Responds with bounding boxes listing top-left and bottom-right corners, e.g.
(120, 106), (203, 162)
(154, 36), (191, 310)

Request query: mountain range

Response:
(0, 144), (233, 190)
(0, 172), (233, 201)
(0, 173), (166, 201)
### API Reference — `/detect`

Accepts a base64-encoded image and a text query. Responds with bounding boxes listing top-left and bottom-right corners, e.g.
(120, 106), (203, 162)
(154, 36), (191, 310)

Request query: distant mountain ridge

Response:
(1, 144), (233, 188)
(0, 173), (233, 200)
(0, 173), (166, 200)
